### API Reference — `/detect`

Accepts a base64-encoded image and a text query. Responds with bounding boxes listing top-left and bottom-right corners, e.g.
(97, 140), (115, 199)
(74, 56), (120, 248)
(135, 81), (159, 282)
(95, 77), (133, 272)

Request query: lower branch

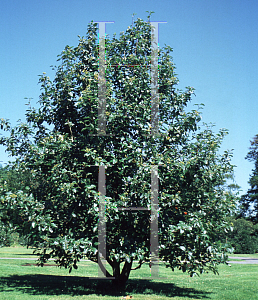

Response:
(131, 259), (144, 270)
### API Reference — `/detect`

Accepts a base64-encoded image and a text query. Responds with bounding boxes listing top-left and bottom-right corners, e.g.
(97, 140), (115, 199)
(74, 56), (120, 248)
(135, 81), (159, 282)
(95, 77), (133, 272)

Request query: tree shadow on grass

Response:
(0, 274), (211, 298)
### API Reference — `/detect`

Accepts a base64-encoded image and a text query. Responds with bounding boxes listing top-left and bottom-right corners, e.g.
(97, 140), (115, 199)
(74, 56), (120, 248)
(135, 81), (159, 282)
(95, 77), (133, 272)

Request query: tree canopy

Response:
(239, 134), (258, 224)
(0, 15), (237, 289)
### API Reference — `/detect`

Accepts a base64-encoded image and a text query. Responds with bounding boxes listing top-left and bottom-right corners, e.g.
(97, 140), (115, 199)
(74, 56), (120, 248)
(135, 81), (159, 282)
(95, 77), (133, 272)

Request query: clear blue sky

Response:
(0, 0), (257, 197)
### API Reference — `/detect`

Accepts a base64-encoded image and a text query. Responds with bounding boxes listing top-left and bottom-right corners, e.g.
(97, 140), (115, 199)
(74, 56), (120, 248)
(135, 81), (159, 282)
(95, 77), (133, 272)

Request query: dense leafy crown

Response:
(0, 16), (236, 278)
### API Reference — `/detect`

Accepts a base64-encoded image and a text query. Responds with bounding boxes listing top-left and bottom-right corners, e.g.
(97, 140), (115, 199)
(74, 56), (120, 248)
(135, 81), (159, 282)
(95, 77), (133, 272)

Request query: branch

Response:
(121, 260), (133, 277)
(131, 259), (145, 270)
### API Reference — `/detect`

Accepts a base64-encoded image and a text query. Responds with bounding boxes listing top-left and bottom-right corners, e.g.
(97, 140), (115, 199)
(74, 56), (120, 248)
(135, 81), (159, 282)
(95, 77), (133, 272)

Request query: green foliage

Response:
(217, 215), (258, 254)
(239, 134), (258, 224)
(0, 164), (32, 193)
(226, 217), (258, 254)
(0, 164), (35, 247)
(0, 15), (238, 287)
(0, 226), (18, 247)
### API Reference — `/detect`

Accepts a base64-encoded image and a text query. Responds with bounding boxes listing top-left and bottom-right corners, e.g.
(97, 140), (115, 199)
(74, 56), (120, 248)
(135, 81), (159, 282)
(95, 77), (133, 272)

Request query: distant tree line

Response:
(0, 164), (32, 247)
(218, 215), (258, 254)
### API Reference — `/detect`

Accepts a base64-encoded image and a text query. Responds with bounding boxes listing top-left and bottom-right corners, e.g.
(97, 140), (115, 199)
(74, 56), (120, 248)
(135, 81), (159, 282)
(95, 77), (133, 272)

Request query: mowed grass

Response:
(0, 247), (257, 300)
(0, 246), (37, 258)
(228, 253), (258, 259)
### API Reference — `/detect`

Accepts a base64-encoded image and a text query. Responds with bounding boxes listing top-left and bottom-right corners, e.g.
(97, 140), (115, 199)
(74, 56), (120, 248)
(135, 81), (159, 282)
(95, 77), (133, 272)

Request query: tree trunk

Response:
(111, 260), (133, 289)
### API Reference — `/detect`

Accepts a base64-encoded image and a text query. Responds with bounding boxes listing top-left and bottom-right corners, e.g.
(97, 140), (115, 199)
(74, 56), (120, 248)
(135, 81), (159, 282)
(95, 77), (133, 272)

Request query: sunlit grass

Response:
(0, 246), (257, 299)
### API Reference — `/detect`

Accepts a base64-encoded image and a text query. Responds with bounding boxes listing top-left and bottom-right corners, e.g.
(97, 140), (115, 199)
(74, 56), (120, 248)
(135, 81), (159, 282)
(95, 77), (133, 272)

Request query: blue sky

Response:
(0, 0), (257, 197)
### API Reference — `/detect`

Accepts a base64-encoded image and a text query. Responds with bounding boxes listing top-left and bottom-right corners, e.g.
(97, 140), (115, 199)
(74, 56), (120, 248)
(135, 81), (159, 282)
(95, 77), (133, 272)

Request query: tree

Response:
(0, 15), (237, 289)
(226, 217), (258, 254)
(239, 134), (258, 224)
(216, 214), (258, 254)
(0, 164), (33, 246)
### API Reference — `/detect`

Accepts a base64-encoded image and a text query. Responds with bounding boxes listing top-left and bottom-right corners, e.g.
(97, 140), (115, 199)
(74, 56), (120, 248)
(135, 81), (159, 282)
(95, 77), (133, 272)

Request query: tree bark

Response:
(112, 260), (133, 289)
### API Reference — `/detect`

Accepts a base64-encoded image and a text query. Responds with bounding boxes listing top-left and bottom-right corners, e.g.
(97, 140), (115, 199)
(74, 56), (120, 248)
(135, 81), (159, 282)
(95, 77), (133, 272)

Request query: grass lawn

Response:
(0, 246), (257, 299)
(0, 246), (37, 258)
(228, 253), (258, 259)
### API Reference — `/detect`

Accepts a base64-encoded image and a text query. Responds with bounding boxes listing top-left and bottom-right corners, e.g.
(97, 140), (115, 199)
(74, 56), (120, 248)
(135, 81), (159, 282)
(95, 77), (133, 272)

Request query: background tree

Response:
(216, 214), (258, 254)
(0, 165), (21, 246)
(0, 15), (237, 289)
(227, 217), (258, 254)
(0, 164), (34, 246)
(239, 134), (258, 224)
(0, 164), (16, 246)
